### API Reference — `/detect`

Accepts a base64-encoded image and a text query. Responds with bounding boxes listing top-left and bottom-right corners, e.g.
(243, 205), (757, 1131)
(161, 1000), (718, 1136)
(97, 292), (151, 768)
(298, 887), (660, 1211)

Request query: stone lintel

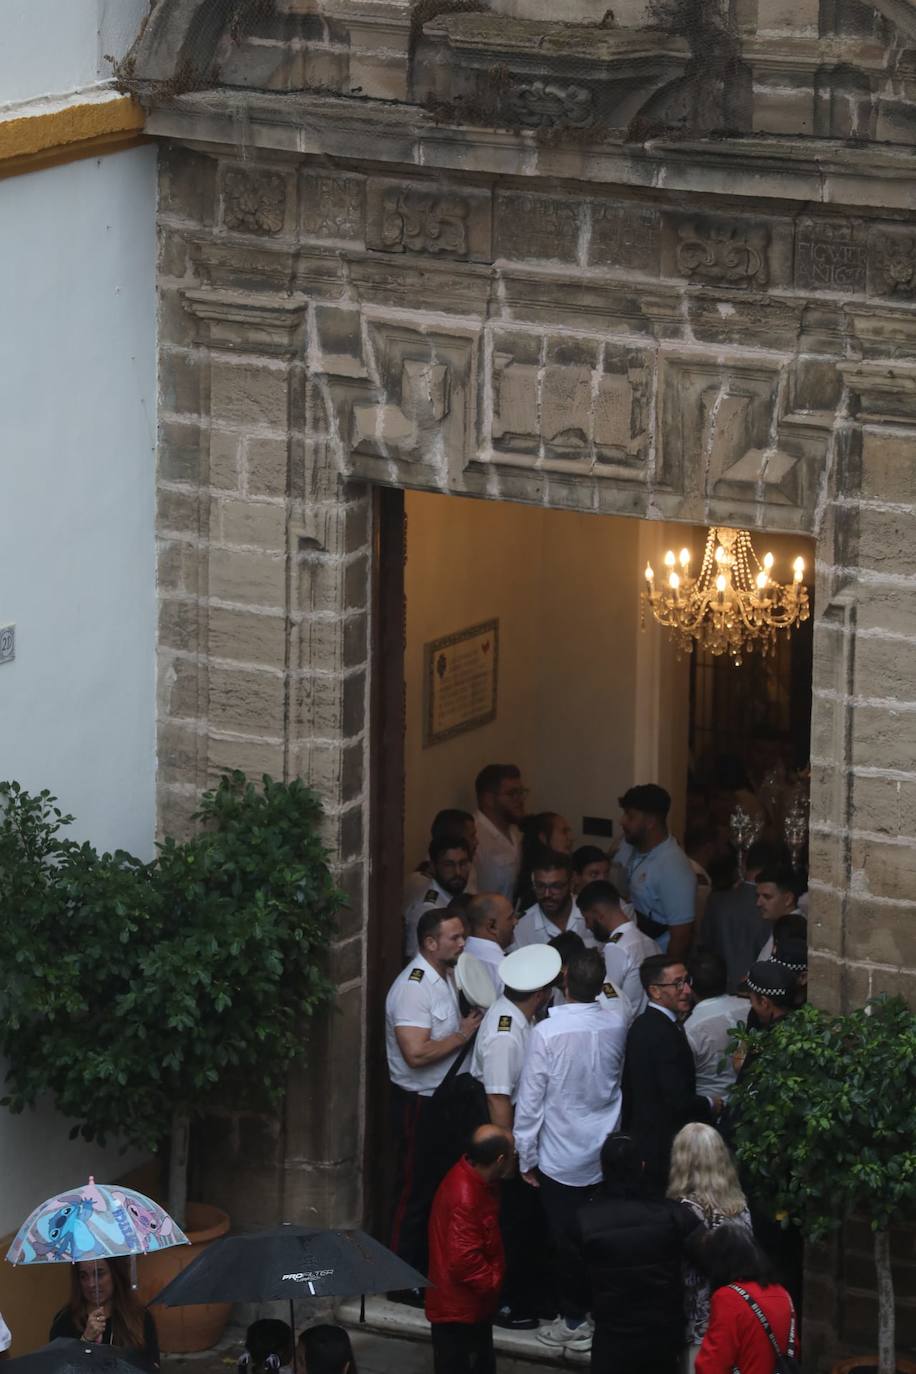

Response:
(143, 93), (916, 212)
(183, 287), (308, 355)
(840, 359), (916, 425)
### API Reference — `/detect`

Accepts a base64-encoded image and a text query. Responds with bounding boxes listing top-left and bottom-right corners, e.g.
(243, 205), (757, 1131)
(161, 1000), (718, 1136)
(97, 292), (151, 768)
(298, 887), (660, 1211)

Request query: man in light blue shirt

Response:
(613, 784), (696, 960)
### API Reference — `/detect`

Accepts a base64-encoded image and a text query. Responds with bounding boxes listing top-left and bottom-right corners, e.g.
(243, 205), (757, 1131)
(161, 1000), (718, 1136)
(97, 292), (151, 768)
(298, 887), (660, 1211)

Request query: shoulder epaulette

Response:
(603, 983), (618, 998)
(409, 967), (425, 983)
(497, 1014), (513, 1032)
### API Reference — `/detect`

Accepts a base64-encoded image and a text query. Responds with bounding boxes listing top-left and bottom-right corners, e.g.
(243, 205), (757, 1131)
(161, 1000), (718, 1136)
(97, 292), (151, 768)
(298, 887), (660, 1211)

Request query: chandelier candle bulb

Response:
(645, 563), (654, 583)
(679, 547), (690, 568)
(664, 550), (676, 569)
(763, 552), (774, 571)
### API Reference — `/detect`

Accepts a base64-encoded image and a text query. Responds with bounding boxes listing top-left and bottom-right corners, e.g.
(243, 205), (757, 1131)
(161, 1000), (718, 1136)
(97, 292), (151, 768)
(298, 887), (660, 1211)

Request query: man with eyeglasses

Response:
(622, 954), (721, 1192)
(473, 763), (527, 902)
(513, 850), (594, 950)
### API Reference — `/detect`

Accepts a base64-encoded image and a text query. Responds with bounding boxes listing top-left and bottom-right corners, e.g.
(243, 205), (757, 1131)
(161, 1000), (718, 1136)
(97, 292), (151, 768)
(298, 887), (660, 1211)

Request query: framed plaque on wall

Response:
(423, 619), (499, 747)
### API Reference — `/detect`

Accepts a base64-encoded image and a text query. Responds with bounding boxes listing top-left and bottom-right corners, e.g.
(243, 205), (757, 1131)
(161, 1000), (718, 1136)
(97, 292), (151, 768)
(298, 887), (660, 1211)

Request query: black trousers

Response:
(499, 1172), (554, 1318)
(537, 1171), (593, 1322)
(431, 1322), (495, 1374)
(388, 1086), (437, 1276)
(591, 1327), (679, 1374)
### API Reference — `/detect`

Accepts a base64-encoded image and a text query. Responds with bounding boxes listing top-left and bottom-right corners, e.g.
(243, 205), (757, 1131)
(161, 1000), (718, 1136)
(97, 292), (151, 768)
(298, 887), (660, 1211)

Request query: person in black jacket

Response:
(577, 1133), (701, 1374)
(49, 1259), (159, 1365)
(622, 956), (721, 1193)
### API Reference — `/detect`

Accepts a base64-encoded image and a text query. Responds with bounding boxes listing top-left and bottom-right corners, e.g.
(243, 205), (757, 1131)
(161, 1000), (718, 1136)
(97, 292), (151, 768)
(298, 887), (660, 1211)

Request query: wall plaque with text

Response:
(424, 619), (499, 747)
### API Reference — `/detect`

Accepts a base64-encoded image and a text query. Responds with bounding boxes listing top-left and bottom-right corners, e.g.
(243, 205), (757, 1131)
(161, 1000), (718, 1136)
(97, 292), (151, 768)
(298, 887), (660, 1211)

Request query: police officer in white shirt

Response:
(463, 892), (518, 995)
(473, 763), (526, 900)
(469, 944), (561, 1331)
(386, 906), (482, 1277)
(578, 879), (660, 1023)
(514, 851), (593, 949)
(515, 946), (627, 1352)
(403, 834), (473, 960)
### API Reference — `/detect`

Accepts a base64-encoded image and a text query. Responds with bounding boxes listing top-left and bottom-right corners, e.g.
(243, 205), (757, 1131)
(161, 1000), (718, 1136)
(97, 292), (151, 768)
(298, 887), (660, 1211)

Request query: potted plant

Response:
(728, 997), (916, 1374)
(0, 772), (342, 1351)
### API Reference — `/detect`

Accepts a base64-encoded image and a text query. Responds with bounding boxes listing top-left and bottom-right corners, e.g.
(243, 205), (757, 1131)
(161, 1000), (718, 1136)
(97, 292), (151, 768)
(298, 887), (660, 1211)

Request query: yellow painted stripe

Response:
(0, 95), (147, 177)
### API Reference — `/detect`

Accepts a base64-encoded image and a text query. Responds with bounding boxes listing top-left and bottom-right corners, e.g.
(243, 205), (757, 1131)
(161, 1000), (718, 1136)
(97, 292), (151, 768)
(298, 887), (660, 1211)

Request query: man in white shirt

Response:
(473, 763), (526, 900)
(572, 845), (611, 894)
(469, 944), (561, 1332)
(386, 907), (482, 1275)
(684, 950), (749, 1102)
(403, 835), (473, 960)
(402, 808), (479, 913)
(577, 879), (659, 1023)
(615, 784), (697, 959)
(755, 865), (807, 961)
(515, 947), (627, 1354)
(464, 892), (518, 995)
(514, 851), (592, 948)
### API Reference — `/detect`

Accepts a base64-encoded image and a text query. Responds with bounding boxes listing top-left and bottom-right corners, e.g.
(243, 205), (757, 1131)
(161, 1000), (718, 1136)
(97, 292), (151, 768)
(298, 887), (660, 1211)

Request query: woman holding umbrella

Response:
(49, 1259), (159, 1365)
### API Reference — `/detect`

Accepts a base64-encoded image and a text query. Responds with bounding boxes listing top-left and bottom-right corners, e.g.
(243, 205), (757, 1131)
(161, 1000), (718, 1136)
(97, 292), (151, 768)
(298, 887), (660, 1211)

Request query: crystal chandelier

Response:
(642, 526), (809, 664)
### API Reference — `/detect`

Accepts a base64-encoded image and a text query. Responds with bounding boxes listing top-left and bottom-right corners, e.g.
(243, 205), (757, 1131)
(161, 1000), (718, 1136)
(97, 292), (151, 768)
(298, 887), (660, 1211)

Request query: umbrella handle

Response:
(130, 1255), (138, 1291)
(359, 1296), (365, 1324)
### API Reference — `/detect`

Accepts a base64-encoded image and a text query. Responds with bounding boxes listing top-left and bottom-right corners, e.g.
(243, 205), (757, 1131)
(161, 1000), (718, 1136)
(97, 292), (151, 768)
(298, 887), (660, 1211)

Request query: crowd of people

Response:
(386, 763), (809, 1374)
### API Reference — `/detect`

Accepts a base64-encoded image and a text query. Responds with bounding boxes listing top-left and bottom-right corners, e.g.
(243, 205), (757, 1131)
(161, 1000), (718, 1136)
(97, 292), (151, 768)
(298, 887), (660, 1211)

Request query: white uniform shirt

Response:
(403, 878), (452, 961)
(514, 900), (594, 949)
(469, 994), (531, 1100)
(474, 810), (522, 899)
(0, 1314), (10, 1353)
(597, 935), (644, 1025)
(385, 954), (460, 1096)
(464, 935), (505, 995)
(685, 994), (749, 1101)
(613, 919), (661, 967)
(515, 1000), (627, 1187)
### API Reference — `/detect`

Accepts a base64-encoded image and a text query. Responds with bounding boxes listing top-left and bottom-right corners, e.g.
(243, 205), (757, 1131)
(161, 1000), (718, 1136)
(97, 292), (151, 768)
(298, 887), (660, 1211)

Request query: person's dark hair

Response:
(639, 953), (681, 993)
(573, 845), (609, 875)
(429, 833), (469, 864)
(530, 847), (572, 877)
(600, 1132), (646, 1197)
(298, 1324), (357, 1374)
(475, 763), (520, 800)
(707, 851), (739, 891)
(467, 1129), (512, 1168)
(701, 1223), (773, 1291)
(566, 948), (605, 1003)
(244, 1318), (294, 1372)
(577, 879), (622, 913)
(548, 930), (585, 969)
(416, 906), (459, 948)
(688, 950), (727, 1001)
(773, 913), (807, 948)
(62, 1259), (146, 1349)
(756, 865), (805, 901)
(431, 808), (473, 839)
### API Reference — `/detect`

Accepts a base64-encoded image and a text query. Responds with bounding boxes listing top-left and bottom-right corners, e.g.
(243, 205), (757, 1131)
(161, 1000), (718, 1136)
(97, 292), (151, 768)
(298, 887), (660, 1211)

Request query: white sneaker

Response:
(536, 1317), (593, 1352)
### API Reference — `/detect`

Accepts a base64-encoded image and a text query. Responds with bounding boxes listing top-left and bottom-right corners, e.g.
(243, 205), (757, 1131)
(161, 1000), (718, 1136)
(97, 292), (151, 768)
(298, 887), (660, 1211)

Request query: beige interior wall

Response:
(403, 492), (694, 873)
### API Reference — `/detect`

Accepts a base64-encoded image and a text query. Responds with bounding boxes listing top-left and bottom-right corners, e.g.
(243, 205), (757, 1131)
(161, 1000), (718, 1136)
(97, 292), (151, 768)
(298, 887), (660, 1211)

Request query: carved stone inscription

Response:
(795, 218), (867, 293)
(590, 205), (661, 274)
(494, 193), (580, 264)
(301, 172), (365, 242)
(222, 169), (288, 236)
(366, 180), (492, 262)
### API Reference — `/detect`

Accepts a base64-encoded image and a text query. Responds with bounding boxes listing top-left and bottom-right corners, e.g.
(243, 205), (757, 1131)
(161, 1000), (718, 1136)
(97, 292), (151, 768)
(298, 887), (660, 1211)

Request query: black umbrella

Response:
(6, 1341), (153, 1374)
(151, 1224), (428, 1341)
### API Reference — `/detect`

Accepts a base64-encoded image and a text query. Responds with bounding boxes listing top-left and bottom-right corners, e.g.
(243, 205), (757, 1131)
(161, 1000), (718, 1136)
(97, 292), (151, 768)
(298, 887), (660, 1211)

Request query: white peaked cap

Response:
(499, 944), (562, 993)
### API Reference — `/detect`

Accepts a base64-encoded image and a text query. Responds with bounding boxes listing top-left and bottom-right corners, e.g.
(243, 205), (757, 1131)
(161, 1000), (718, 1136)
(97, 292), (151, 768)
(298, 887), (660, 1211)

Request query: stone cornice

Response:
(145, 89), (916, 212)
(0, 90), (146, 180)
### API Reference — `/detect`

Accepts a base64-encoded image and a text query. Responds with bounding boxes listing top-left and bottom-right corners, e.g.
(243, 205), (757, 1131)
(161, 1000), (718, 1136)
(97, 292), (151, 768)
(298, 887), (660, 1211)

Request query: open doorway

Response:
(365, 485), (814, 1227)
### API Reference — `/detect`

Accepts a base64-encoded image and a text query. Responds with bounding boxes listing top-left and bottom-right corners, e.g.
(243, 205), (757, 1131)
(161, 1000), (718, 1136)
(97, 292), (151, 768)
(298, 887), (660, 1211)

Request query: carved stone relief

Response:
(673, 220), (770, 290)
(222, 168), (289, 237)
(366, 180), (492, 261)
(503, 81), (595, 129)
(868, 229), (916, 298)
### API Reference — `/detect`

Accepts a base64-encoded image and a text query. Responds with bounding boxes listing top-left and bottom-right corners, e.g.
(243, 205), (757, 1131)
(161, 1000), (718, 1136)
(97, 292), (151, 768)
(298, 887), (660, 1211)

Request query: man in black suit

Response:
(622, 954), (721, 1192)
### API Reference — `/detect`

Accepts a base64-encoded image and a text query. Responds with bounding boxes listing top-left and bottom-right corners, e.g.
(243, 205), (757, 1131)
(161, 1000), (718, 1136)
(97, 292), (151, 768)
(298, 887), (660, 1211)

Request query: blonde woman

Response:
(667, 1123), (752, 1373)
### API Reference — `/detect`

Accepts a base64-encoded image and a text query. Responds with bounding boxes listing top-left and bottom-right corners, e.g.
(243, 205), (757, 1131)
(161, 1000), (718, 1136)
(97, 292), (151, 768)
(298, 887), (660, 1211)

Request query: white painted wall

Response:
(0, 0), (149, 107)
(0, 148), (158, 860)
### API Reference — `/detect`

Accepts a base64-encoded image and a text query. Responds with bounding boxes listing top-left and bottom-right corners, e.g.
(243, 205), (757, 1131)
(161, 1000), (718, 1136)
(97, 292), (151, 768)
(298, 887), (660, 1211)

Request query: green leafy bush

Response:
(729, 997), (916, 1372)
(0, 772), (343, 1220)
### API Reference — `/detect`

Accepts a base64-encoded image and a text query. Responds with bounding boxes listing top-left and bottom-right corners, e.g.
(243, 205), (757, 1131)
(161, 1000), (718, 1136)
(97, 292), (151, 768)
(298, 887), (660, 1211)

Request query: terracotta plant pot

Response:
(136, 1202), (231, 1354)
(833, 1358), (916, 1374)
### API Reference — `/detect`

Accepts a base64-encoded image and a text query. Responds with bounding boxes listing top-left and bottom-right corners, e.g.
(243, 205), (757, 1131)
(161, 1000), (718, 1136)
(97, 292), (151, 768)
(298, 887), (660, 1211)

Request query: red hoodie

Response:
(425, 1155), (505, 1325)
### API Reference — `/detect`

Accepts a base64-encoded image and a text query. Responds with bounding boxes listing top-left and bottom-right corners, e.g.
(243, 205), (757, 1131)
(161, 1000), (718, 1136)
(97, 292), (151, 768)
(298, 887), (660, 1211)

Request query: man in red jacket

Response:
(426, 1123), (514, 1374)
